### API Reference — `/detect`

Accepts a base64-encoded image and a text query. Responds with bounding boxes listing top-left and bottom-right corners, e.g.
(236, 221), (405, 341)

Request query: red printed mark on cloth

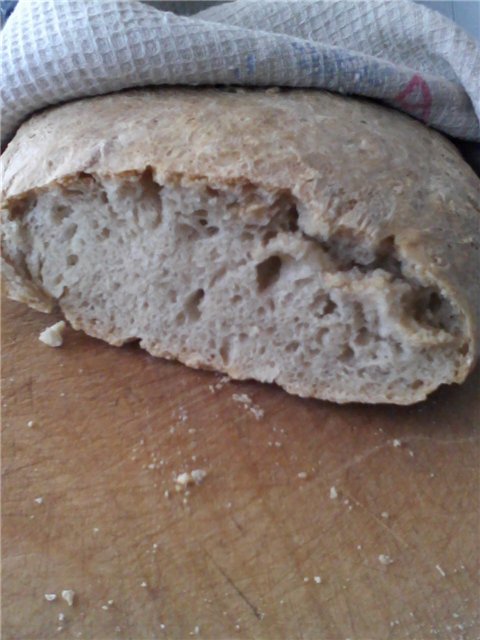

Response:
(394, 74), (432, 122)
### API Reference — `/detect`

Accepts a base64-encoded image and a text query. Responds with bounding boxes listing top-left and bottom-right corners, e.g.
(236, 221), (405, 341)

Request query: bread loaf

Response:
(2, 88), (479, 404)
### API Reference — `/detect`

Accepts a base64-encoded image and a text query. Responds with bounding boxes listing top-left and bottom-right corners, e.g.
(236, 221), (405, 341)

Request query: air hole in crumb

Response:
(66, 254), (78, 266)
(192, 209), (208, 227)
(338, 345), (354, 362)
(411, 288), (455, 331)
(315, 328), (328, 343)
(295, 277), (313, 288)
(256, 255), (282, 292)
(286, 341), (300, 353)
(459, 343), (469, 356)
(427, 292), (442, 313)
(220, 340), (231, 364)
(286, 205), (299, 232)
(206, 226), (219, 236)
(176, 312), (186, 325)
(210, 266), (227, 286)
(238, 333), (248, 343)
(262, 230), (278, 245)
(185, 289), (204, 321)
(323, 298), (337, 315)
(100, 227), (110, 239)
(231, 294), (242, 304)
(140, 166), (162, 202)
(62, 223), (78, 241)
(342, 199), (357, 213)
(178, 223), (200, 240)
(354, 327), (370, 346)
(51, 206), (71, 225)
(410, 380), (423, 390)
(168, 290), (177, 303)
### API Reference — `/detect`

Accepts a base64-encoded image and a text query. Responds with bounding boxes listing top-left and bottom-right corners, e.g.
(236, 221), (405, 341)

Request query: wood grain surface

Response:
(2, 297), (479, 640)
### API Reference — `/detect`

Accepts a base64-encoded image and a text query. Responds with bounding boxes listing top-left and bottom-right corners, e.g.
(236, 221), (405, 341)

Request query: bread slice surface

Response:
(2, 88), (479, 404)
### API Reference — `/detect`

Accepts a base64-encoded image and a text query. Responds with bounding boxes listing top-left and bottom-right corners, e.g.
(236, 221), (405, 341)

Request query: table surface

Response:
(2, 297), (479, 640)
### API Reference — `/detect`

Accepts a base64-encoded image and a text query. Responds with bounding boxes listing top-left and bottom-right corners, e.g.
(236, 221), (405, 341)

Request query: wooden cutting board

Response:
(2, 297), (479, 640)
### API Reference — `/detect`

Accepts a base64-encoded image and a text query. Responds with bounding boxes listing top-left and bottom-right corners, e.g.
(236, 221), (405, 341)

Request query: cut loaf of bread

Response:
(2, 88), (479, 404)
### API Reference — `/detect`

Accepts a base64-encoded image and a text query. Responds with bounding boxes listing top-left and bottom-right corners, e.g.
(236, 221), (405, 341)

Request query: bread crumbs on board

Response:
(177, 407), (188, 423)
(191, 469), (207, 484)
(61, 589), (75, 606)
(175, 472), (191, 489)
(38, 321), (66, 347)
(231, 393), (264, 420)
(209, 375), (231, 393)
(378, 554), (394, 565)
(174, 469), (208, 491)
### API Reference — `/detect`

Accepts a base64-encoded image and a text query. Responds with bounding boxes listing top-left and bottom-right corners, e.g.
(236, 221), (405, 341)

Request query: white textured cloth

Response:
(1, 0), (479, 147)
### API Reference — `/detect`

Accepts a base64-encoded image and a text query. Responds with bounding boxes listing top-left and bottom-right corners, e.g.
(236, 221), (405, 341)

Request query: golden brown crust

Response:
(2, 87), (480, 381)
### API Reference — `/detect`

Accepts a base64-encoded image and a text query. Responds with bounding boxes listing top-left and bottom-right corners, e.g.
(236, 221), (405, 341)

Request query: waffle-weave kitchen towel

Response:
(2, 0), (479, 147)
